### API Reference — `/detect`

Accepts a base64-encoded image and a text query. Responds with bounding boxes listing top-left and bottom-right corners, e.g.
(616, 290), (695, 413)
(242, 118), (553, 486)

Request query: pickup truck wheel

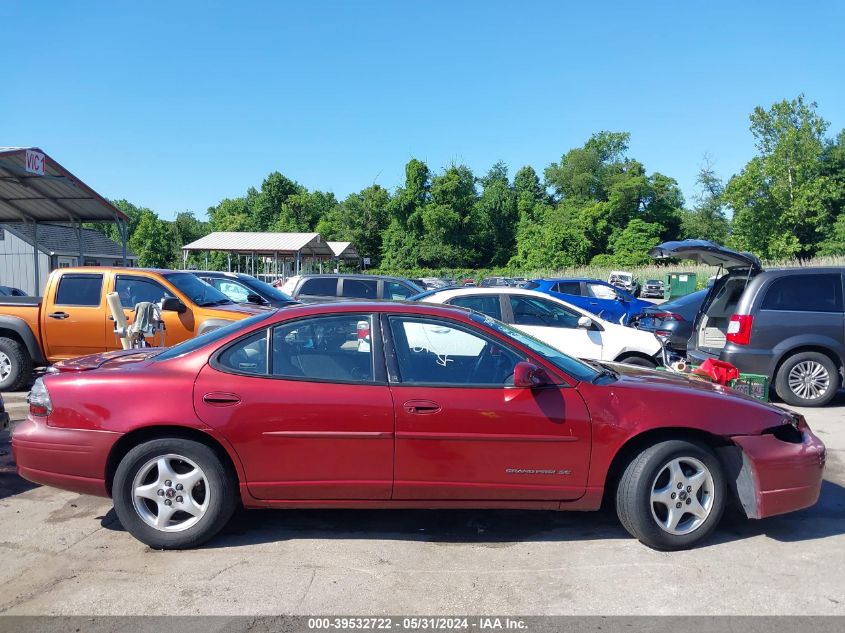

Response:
(0, 337), (32, 391)
(616, 439), (726, 550)
(113, 438), (238, 549)
(775, 351), (838, 407)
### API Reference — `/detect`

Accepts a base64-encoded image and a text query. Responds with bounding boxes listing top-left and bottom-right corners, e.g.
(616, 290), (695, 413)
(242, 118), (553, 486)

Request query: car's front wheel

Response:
(616, 439), (726, 550)
(113, 438), (238, 549)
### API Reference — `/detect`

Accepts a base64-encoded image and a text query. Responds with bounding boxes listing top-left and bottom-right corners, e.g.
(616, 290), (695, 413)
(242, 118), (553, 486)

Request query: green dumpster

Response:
(663, 272), (697, 299)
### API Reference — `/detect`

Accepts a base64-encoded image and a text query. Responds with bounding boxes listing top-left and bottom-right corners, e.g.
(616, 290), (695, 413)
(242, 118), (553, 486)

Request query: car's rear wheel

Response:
(113, 438), (237, 549)
(775, 351), (838, 407)
(616, 439), (726, 550)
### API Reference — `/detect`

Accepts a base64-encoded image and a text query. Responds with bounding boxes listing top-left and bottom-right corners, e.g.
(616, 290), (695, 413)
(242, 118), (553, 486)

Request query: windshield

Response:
(469, 312), (599, 382)
(243, 276), (296, 303)
(155, 312), (272, 361)
(164, 272), (233, 306)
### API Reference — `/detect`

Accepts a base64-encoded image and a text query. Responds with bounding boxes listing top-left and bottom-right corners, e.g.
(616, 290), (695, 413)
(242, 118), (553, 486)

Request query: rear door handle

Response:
(48, 311), (69, 320)
(202, 392), (241, 406)
(403, 399), (441, 415)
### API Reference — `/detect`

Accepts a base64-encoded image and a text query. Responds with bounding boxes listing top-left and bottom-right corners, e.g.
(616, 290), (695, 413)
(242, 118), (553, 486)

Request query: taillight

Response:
(726, 314), (754, 345)
(27, 377), (53, 417)
(651, 311), (683, 322)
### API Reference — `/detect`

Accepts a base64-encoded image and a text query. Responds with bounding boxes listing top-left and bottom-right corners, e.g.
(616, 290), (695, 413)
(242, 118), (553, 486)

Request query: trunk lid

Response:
(51, 348), (163, 372)
(649, 240), (763, 272)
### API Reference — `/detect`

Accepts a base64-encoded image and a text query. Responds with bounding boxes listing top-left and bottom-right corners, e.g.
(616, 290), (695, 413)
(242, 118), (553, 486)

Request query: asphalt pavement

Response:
(0, 389), (843, 615)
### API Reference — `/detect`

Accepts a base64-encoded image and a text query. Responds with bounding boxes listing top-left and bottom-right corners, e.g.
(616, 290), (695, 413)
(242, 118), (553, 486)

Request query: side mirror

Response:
(246, 293), (265, 305)
(513, 361), (550, 388)
(160, 297), (187, 314)
(577, 315), (593, 329)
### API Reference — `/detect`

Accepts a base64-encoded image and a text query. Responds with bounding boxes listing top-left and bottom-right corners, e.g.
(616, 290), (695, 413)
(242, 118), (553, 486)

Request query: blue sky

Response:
(3, 1), (844, 220)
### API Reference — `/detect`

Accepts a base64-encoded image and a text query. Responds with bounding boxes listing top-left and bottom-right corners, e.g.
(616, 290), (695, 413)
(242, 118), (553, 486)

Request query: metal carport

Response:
(181, 231), (336, 279)
(0, 147), (130, 294)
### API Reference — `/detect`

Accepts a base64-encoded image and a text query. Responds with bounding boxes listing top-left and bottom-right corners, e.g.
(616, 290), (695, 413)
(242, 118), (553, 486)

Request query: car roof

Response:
(295, 273), (412, 282)
(534, 277), (601, 283)
(414, 286), (608, 324)
(189, 270), (250, 279)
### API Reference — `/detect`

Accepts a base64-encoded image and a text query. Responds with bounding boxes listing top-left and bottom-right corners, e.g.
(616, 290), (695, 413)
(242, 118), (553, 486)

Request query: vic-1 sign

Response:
(25, 150), (45, 175)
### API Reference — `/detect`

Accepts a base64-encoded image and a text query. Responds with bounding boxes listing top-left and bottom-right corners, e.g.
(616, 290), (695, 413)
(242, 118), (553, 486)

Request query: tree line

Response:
(96, 95), (845, 273)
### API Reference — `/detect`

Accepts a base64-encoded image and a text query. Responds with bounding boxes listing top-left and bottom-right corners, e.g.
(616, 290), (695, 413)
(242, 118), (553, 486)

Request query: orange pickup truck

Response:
(0, 267), (269, 390)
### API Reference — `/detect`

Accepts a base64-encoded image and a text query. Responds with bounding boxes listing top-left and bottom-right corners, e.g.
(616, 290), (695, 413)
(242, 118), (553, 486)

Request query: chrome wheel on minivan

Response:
(776, 351), (838, 407)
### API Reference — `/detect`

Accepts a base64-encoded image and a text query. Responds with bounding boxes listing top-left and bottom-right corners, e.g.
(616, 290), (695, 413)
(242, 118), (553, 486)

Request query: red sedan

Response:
(13, 302), (825, 550)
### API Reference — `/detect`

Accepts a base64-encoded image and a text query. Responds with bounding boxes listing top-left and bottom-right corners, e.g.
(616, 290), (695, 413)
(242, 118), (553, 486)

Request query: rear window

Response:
(300, 277), (338, 297)
(55, 274), (103, 306)
(761, 274), (844, 313)
(553, 282), (581, 295)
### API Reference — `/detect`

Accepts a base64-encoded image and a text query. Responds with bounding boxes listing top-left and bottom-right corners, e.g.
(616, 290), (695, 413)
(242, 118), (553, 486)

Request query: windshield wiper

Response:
(586, 359), (619, 382)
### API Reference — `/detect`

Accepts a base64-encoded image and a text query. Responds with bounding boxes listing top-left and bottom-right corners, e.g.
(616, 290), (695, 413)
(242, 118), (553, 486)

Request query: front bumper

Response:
(729, 424), (825, 519)
(11, 415), (118, 497)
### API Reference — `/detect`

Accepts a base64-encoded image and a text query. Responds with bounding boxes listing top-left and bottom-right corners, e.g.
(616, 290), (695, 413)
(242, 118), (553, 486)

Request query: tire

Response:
(775, 351), (838, 407)
(0, 336), (33, 391)
(617, 355), (657, 369)
(616, 439), (726, 550)
(112, 438), (238, 549)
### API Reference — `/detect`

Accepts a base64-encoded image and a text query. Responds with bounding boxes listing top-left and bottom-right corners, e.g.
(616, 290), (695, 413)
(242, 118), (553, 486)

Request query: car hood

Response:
(206, 303), (271, 316)
(649, 240), (763, 272)
(577, 361), (789, 436)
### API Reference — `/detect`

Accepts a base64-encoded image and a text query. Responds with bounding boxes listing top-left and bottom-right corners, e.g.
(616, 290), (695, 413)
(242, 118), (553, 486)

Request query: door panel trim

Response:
(396, 431), (580, 442)
(262, 430), (393, 439)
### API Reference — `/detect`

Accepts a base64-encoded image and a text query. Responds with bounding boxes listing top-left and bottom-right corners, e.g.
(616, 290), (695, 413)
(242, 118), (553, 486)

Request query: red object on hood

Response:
(693, 358), (740, 385)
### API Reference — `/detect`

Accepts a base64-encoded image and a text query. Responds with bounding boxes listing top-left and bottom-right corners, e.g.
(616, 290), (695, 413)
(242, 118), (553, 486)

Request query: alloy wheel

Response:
(0, 351), (10, 381)
(131, 454), (210, 532)
(650, 456), (715, 535)
(788, 360), (830, 401)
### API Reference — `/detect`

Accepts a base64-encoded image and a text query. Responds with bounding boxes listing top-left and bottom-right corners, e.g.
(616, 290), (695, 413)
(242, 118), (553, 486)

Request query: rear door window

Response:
(300, 277), (338, 297)
(553, 282), (582, 295)
(342, 278), (378, 299)
(447, 294), (503, 320)
(761, 274), (844, 312)
(54, 274), (103, 306)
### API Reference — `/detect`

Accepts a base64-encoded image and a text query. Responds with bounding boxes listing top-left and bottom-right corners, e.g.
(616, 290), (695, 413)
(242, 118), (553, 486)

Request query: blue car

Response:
(524, 278), (652, 325)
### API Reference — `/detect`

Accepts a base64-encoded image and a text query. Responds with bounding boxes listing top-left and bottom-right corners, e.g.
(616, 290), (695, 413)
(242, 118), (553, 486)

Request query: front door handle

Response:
(202, 392), (241, 406)
(403, 399), (441, 415)
(48, 311), (69, 320)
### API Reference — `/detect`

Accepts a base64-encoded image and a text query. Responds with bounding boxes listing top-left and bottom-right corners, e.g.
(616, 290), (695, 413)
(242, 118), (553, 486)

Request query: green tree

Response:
(317, 184), (391, 264)
(681, 160), (730, 244)
(130, 210), (177, 268)
(725, 95), (834, 258)
(604, 218), (664, 266)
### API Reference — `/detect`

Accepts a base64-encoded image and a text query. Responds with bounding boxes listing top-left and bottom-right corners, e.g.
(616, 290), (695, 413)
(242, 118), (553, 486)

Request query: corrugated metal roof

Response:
(182, 232), (334, 256)
(2, 222), (138, 259)
(327, 241), (360, 259)
(0, 147), (128, 223)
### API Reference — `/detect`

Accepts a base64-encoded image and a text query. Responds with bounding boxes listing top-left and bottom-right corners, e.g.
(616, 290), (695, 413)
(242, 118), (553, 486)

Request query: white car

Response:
(417, 287), (662, 367)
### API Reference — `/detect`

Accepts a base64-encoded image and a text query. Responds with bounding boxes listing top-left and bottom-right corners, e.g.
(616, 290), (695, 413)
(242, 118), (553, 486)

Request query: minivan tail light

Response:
(726, 314), (754, 345)
(27, 377), (53, 417)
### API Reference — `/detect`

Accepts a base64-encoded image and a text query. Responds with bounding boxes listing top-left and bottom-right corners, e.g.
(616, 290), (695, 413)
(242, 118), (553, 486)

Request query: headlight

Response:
(27, 378), (52, 417)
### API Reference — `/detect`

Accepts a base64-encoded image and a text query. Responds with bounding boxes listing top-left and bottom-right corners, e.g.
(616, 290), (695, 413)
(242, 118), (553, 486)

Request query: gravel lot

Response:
(1, 389), (843, 616)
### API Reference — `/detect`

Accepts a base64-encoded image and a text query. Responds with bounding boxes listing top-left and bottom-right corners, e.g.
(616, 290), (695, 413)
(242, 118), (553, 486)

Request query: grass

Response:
(378, 256), (845, 291)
